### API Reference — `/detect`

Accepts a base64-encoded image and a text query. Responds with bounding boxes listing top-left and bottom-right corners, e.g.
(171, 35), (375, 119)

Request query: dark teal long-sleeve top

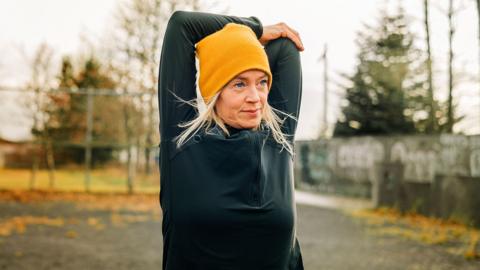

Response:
(158, 10), (304, 270)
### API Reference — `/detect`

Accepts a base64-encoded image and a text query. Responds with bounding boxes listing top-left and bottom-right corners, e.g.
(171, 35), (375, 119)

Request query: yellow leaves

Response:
(0, 213), (157, 237)
(87, 217), (105, 230)
(0, 216), (64, 236)
(110, 213), (124, 226)
(349, 207), (480, 260)
(110, 212), (151, 227)
(372, 226), (449, 245)
(350, 206), (401, 224)
(0, 189), (161, 216)
(65, 230), (78, 238)
(87, 217), (99, 226)
(67, 217), (80, 225)
(464, 231), (480, 260)
(0, 190), (161, 240)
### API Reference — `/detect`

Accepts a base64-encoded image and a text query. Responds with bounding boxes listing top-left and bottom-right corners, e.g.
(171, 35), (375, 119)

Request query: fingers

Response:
(277, 23), (304, 51)
(260, 23), (305, 51)
(285, 24), (300, 37)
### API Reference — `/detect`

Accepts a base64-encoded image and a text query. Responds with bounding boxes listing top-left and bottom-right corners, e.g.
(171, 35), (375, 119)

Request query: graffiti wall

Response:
(295, 134), (480, 186)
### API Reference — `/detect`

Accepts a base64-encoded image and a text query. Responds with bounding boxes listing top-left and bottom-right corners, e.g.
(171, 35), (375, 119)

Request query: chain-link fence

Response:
(0, 86), (160, 194)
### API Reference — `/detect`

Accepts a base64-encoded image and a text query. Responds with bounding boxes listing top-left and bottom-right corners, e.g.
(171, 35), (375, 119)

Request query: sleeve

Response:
(158, 10), (264, 141)
(264, 37), (303, 141)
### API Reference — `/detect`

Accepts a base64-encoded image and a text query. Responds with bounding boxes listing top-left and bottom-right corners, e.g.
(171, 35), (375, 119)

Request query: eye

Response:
(257, 79), (268, 88)
(233, 81), (245, 88)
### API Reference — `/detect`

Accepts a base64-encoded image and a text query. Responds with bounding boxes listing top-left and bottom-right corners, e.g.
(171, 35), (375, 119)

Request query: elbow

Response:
(279, 38), (300, 58)
(167, 10), (189, 29)
(267, 38), (301, 63)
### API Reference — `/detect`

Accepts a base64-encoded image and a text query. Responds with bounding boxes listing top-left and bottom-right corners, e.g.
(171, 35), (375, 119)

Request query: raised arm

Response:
(158, 10), (263, 141)
(264, 37), (303, 141)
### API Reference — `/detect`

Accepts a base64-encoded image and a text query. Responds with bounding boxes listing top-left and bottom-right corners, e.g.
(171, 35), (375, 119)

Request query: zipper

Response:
(251, 132), (261, 206)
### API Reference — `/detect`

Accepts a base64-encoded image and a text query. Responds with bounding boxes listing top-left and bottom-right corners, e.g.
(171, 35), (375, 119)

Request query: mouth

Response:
(241, 108), (261, 113)
(241, 108), (261, 117)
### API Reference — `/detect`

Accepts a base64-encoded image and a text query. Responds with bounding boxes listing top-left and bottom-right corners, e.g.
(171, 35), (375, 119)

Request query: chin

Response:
(241, 120), (262, 129)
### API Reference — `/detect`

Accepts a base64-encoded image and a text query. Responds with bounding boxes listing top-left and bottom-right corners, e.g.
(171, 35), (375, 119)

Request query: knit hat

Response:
(195, 23), (272, 103)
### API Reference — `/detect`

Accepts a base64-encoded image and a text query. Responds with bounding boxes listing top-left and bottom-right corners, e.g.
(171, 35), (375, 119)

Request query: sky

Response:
(0, 0), (479, 141)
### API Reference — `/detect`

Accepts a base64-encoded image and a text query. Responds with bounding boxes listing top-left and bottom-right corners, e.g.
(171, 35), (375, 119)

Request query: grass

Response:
(0, 167), (161, 239)
(348, 207), (480, 260)
(0, 167), (160, 194)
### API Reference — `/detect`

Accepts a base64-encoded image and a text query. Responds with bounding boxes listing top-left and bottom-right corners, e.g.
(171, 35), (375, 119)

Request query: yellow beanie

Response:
(195, 23), (272, 103)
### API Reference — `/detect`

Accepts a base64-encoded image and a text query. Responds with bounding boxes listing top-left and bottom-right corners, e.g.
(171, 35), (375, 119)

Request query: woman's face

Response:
(215, 69), (269, 130)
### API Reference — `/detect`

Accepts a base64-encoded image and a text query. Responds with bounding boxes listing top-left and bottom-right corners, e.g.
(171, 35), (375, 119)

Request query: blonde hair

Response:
(171, 90), (296, 157)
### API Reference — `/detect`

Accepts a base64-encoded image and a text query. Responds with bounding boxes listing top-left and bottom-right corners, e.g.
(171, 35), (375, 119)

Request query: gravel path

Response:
(0, 194), (479, 270)
(297, 203), (480, 270)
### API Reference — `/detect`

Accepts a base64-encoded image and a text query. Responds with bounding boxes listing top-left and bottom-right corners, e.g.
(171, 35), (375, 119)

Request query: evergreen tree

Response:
(47, 55), (141, 167)
(50, 57), (77, 144)
(334, 6), (428, 137)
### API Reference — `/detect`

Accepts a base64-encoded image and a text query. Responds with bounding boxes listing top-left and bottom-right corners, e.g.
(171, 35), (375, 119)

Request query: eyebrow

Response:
(234, 75), (268, 80)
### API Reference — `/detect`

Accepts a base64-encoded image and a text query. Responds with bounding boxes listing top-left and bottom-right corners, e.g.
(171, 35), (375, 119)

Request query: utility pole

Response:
(318, 44), (329, 138)
(447, 0), (455, 133)
(476, 0), (480, 128)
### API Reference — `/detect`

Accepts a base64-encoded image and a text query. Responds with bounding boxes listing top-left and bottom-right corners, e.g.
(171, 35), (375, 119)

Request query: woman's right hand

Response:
(259, 23), (304, 51)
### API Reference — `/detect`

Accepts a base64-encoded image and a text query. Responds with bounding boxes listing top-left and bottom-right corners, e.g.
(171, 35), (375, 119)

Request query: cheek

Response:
(258, 92), (268, 109)
(216, 95), (242, 119)
(224, 94), (243, 110)
(260, 92), (268, 103)
(259, 93), (268, 117)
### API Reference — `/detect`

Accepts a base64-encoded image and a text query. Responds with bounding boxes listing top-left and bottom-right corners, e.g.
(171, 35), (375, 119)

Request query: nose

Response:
(245, 84), (260, 103)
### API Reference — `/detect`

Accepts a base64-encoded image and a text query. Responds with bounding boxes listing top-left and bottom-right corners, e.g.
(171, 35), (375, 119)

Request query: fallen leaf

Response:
(65, 230), (77, 238)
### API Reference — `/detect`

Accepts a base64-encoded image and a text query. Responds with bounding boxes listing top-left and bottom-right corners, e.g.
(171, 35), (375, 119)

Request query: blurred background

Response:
(0, 0), (479, 269)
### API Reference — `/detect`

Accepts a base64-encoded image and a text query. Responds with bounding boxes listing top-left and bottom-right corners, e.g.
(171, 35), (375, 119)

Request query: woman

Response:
(158, 10), (304, 270)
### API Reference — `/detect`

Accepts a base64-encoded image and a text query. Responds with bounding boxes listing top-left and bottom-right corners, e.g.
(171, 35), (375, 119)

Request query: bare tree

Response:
(434, 0), (467, 132)
(103, 0), (217, 193)
(423, 0), (437, 133)
(20, 43), (57, 189)
(476, 0), (480, 123)
(107, 0), (167, 193)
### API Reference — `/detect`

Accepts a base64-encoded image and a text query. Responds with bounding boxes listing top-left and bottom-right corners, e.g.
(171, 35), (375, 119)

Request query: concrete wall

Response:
(294, 134), (480, 226)
(295, 134), (480, 186)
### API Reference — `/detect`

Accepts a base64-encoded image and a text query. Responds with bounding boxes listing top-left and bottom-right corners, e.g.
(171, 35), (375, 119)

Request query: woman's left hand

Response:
(259, 22), (304, 51)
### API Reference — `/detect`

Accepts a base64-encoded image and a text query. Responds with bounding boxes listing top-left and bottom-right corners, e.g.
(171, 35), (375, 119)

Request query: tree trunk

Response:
(29, 112), (39, 190)
(123, 90), (134, 194)
(29, 142), (39, 191)
(476, 0), (480, 124)
(136, 136), (142, 172)
(447, 0), (455, 133)
(144, 88), (155, 174)
(144, 142), (151, 174)
(42, 107), (56, 188)
(45, 139), (56, 189)
(127, 145), (135, 194)
(424, 0), (437, 133)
